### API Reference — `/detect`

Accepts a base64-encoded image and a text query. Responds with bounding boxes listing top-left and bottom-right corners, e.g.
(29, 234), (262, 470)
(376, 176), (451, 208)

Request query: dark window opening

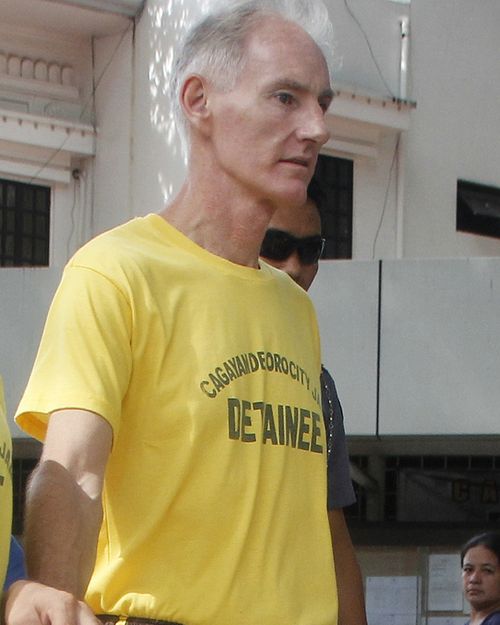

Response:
(344, 455), (368, 521)
(346, 454), (500, 525)
(457, 179), (500, 239)
(0, 178), (50, 267)
(311, 154), (353, 259)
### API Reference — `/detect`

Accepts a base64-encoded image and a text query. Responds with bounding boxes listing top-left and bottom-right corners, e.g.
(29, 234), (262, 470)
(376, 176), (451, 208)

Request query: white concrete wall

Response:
(0, 269), (61, 436)
(130, 0), (193, 216)
(309, 261), (379, 435)
(352, 133), (400, 259)
(320, 0), (409, 260)
(310, 257), (500, 436)
(326, 0), (408, 97)
(91, 0), (208, 227)
(379, 257), (500, 435)
(322, 0), (500, 260)
(92, 30), (134, 234)
(402, 0), (500, 258)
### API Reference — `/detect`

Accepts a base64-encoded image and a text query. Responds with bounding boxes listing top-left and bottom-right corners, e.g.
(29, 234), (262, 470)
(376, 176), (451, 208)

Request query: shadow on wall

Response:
(147, 0), (212, 204)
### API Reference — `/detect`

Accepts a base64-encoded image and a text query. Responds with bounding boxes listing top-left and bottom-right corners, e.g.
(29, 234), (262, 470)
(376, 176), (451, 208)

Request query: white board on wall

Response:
(379, 257), (500, 435)
(309, 260), (379, 435)
(366, 575), (419, 625)
(0, 267), (61, 436)
(427, 554), (463, 611)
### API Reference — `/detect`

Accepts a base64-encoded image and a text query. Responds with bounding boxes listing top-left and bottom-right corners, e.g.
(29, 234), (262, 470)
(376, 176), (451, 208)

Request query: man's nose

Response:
(297, 104), (330, 146)
(283, 252), (304, 284)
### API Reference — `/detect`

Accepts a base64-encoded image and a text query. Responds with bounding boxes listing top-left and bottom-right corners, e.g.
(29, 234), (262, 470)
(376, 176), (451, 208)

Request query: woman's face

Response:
(462, 545), (500, 612)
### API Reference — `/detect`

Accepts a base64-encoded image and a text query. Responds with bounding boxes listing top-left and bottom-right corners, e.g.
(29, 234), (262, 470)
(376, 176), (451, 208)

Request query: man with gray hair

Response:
(6, 2), (338, 624)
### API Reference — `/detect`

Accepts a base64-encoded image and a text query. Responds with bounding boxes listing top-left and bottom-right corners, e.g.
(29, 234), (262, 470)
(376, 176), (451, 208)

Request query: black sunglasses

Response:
(260, 229), (325, 265)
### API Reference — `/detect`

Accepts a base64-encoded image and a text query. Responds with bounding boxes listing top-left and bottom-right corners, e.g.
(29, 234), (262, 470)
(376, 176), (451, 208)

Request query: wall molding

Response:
(0, 109), (95, 184)
(325, 85), (416, 158)
(0, 52), (78, 101)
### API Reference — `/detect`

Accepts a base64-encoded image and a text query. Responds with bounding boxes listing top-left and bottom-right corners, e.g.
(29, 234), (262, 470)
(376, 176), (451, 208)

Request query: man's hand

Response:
(4, 580), (100, 625)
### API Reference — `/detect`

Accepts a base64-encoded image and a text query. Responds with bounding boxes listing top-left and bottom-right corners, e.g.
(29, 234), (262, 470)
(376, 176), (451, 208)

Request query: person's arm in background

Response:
(328, 508), (367, 625)
(322, 367), (367, 625)
(4, 409), (111, 625)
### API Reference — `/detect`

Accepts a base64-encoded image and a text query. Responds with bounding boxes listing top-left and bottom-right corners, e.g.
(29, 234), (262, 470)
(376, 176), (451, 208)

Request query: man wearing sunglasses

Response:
(260, 193), (368, 625)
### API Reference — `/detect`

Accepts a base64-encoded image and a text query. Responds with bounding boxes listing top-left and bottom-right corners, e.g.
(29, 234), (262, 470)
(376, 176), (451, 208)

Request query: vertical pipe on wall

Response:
(396, 17), (409, 258)
(399, 16), (409, 101)
(396, 134), (405, 258)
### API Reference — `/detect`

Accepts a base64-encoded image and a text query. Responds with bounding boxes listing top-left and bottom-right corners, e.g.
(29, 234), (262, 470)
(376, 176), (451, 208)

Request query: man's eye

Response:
(277, 92), (294, 105)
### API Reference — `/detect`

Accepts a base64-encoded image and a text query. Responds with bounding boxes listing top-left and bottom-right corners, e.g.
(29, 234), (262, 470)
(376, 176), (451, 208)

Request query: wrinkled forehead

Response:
(241, 14), (330, 82)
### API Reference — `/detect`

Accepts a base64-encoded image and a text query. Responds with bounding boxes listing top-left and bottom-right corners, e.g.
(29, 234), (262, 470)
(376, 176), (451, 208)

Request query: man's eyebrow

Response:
(267, 78), (334, 100)
(319, 87), (334, 102)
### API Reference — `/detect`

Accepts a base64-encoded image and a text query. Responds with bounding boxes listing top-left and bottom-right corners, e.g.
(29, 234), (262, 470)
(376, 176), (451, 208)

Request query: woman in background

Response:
(462, 532), (500, 625)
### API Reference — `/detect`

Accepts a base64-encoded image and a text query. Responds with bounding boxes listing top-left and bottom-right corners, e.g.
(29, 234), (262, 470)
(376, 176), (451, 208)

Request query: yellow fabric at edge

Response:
(0, 375), (13, 589)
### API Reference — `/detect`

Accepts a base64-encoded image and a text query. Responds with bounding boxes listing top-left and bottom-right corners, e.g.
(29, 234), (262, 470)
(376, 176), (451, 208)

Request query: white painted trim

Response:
(323, 138), (378, 159)
(45, 0), (144, 17)
(0, 109), (95, 156)
(323, 87), (415, 158)
(0, 22), (83, 48)
(0, 157), (70, 183)
(0, 74), (79, 101)
(330, 92), (413, 131)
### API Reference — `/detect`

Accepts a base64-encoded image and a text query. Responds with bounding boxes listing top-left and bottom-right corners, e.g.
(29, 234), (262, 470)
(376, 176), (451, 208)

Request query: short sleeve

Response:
(16, 265), (133, 440)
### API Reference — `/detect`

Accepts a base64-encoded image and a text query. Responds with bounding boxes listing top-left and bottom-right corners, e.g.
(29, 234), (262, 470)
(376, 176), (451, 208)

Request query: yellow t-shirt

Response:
(16, 214), (337, 625)
(0, 376), (13, 589)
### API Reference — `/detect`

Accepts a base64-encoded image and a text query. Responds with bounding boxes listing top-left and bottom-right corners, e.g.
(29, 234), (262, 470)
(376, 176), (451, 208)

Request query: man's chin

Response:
(271, 186), (308, 209)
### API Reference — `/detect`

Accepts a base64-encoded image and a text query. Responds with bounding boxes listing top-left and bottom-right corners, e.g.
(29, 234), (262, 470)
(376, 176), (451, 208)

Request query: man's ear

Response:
(180, 74), (211, 132)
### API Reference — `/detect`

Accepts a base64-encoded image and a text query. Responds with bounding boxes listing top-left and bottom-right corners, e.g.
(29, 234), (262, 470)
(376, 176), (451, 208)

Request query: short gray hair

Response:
(170, 0), (334, 155)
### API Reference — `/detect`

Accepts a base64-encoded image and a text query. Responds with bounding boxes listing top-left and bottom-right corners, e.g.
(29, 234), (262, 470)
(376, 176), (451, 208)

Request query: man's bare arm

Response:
(329, 508), (368, 625)
(24, 409), (113, 597)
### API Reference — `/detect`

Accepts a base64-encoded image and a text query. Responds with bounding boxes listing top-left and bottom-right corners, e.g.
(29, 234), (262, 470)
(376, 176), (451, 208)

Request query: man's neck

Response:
(159, 181), (276, 268)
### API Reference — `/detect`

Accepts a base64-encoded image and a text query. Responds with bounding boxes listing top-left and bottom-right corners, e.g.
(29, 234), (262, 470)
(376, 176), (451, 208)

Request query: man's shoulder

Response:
(79, 214), (153, 249)
(320, 366), (344, 422)
(70, 214), (158, 270)
(320, 365), (336, 389)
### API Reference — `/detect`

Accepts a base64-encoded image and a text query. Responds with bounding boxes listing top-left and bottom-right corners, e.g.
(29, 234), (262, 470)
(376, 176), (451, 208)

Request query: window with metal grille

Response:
(0, 178), (50, 267)
(312, 154), (353, 259)
(344, 455), (368, 521)
(346, 454), (500, 524)
(387, 454), (500, 524)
